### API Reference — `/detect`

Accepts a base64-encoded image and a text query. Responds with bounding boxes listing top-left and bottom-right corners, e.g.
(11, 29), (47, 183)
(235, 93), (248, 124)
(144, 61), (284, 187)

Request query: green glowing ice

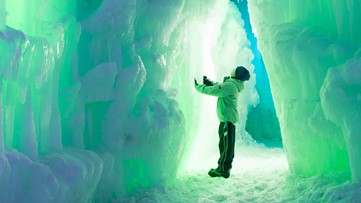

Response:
(248, 0), (361, 181)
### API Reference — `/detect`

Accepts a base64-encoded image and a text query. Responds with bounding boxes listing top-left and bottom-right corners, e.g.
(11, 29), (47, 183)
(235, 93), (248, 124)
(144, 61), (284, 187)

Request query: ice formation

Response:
(231, 0), (282, 145)
(248, 0), (361, 180)
(0, 0), (360, 202)
(0, 0), (253, 201)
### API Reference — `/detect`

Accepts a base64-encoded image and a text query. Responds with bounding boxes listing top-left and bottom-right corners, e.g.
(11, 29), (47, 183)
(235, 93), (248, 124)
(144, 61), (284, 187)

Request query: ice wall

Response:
(0, 0), (260, 200)
(231, 0), (281, 145)
(248, 0), (361, 181)
(0, 0), (104, 202)
(0, 0), (188, 200)
(0, 0), (257, 201)
(76, 1), (187, 199)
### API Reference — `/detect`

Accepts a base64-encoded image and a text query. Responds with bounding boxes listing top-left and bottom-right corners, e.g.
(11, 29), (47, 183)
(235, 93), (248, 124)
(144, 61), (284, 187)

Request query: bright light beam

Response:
(183, 17), (226, 172)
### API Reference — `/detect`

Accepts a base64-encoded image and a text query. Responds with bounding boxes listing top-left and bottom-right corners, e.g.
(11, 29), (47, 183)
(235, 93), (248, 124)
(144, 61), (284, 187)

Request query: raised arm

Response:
(195, 82), (236, 97)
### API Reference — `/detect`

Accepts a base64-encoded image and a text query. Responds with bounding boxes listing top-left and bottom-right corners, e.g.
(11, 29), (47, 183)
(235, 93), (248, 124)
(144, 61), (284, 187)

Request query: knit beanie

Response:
(235, 66), (250, 81)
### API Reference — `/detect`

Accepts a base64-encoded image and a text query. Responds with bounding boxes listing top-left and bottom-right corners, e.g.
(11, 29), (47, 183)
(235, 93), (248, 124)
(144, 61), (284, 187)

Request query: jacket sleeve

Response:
(195, 82), (236, 97)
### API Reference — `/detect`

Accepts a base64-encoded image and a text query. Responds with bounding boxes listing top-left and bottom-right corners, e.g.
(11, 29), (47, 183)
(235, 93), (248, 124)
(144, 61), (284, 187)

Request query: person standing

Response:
(194, 66), (250, 178)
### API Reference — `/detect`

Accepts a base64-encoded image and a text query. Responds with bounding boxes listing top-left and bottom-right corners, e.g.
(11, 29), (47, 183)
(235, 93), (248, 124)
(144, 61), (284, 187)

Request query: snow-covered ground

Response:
(120, 145), (360, 203)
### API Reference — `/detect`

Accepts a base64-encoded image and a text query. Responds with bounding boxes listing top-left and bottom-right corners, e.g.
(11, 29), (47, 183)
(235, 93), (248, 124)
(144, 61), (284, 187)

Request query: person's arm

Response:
(195, 82), (236, 97)
(203, 76), (219, 86)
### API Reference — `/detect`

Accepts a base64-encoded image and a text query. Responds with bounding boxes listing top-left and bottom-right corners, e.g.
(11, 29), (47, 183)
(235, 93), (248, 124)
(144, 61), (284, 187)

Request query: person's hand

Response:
(194, 78), (198, 85)
(203, 76), (214, 86)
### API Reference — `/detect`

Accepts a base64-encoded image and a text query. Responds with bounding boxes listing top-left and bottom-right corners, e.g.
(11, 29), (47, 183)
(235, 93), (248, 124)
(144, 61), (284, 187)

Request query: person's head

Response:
(230, 66), (250, 81)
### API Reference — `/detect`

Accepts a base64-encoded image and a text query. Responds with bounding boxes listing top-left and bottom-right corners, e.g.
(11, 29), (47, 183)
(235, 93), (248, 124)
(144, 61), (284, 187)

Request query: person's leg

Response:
(209, 122), (235, 178)
(218, 122), (234, 171)
(209, 122), (225, 177)
(217, 122), (225, 168)
(222, 122), (235, 171)
(211, 122), (235, 179)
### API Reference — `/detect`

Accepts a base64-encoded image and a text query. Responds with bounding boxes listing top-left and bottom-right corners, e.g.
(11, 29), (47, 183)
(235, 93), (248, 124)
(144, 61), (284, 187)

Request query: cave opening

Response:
(180, 0), (285, 175)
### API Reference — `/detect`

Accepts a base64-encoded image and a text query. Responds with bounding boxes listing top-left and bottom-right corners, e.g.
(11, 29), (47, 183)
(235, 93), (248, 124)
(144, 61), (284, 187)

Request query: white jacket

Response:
(195, 78), (244, 124)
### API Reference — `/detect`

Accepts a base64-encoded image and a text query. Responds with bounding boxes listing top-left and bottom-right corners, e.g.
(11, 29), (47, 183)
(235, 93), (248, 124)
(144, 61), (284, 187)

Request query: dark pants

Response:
(217, 122), (235, 171)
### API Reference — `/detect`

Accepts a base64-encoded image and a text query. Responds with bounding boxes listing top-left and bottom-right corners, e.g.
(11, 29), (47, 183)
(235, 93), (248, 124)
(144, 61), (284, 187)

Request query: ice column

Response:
(248, 0), (360, 180)
(0, 1), (4, 150)
(321, 50), (361, 181)
(0, 0), (5, 29)
(0, 0), (103, 202)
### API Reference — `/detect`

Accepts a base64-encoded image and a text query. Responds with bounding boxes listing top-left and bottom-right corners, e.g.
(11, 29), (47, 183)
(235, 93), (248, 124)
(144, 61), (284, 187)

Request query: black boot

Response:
(208, 167), (230, 178)
(208, 167), (220, 177)
(219, 169), (230, 178)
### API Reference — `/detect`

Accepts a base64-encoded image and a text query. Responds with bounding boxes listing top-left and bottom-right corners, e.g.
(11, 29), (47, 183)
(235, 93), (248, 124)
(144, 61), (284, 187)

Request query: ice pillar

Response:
(248, 0), (360, 178)
(321, 50), (361, 182)
(0, 1), (8, 154)
(0, 0), (5, 29)
(0, 89), (3, 153)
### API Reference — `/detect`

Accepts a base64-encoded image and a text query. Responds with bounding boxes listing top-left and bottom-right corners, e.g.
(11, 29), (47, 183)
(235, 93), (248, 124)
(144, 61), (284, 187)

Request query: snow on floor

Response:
(119, 145), (360, 203)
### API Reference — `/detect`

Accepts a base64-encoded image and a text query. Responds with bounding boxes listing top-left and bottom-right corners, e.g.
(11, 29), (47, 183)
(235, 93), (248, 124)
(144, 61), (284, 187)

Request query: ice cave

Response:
(0, 0), (360, 202)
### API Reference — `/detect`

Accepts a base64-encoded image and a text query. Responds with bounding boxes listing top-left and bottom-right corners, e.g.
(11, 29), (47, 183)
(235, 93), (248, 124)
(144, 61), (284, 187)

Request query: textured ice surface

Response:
(321, 49), (361, 181)
(1, 0), (186, 201)
(0, 0), (360, 201)
(248, 0), (360, 180)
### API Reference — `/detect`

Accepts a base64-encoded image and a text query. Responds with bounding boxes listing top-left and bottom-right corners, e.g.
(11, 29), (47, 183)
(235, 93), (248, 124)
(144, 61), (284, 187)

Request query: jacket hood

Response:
(228, 78), (244, 92)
